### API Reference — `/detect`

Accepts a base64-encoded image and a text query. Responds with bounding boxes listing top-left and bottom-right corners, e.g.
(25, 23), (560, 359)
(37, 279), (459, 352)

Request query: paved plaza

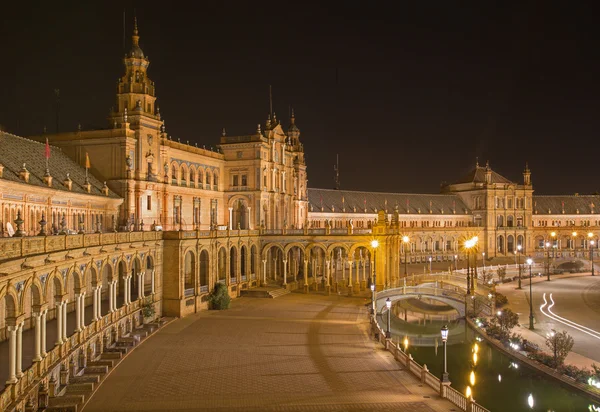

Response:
(84, 293), (457, 412)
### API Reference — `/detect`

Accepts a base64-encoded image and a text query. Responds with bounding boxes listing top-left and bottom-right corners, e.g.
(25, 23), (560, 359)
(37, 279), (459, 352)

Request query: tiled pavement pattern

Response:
(84, 294), (458, 412)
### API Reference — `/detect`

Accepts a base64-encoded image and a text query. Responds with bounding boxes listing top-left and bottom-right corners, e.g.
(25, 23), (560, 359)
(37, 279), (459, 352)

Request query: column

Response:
(283, 259), (288, 285)
(125, 276), (131, 305)
(80, 292), (86, 329)
(325, 259), (331, 295)
(75, 293), (82, 331)
(6, 325), (17, 384)
(228, 207), (233, 230)
(138, 272), (144, 299)
(348, 259), (353, 296)
(303, 259), (309, 293)
(262, 259), (267, 285)
(92, 286), (100, 321)
(151, 269), (156, 294)
(16, 322), (23, 378)
(247, 207), (252, 229)
(109, 281), (115, 312)
(41, 310), (47, 357)
(33, 312), (43, 361)
(62, 301), (68, 341)
(56, 303), (64, 345)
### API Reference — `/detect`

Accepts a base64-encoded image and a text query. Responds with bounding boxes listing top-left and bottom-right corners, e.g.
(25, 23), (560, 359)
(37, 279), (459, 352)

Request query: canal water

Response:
(391, 319), (598, 412)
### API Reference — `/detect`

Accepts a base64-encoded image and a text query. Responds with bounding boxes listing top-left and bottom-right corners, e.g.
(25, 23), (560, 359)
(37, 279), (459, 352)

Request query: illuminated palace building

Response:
(0, 19), (599, 409)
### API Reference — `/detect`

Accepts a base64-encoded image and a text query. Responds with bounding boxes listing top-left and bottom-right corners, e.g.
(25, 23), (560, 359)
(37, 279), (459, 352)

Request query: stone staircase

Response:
(44, 318), (171, 412)
(240, 286), (290, 299)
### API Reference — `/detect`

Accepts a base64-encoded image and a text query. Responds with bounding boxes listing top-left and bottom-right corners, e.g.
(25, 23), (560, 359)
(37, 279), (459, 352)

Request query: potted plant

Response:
(141, 297), (156, 324)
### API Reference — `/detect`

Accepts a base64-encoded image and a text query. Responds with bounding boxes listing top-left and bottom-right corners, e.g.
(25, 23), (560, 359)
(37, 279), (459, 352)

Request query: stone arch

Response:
(171, 161), (179, 185)
(497, 235), (505, 254)
(326, 243), (350, 256)
(507, 235), (515, 253)
(497, 215), (504, 227)
(198, 167), (204, 187)
(70, 268), (84, 293)
(534, 234), (544, 249)
(212, 170), (219, 188)
(250, 245), (257, 276)
(240, 245), (248, 278)
(229, 196), (250, 230)
(189, 165), (196, 187)
(144, 255), (154, 295)
(517, 234), (524, 249)
(199, 249), (209, 290)
(261, 243), (285, 260)
(101, 263), (113, 315)
(117, 260), (128, 307)
(131, 257), (143, 301)
(284, 242), (305, 255)
(184, 250), (196, 292)
(229, 245), (238, 281)
(205, 169), (212, 187)
(3, 290), (18, 319)
(217, 247), (227, 281)
(180, 163), (189, 186)
(507, 215), (514, 228)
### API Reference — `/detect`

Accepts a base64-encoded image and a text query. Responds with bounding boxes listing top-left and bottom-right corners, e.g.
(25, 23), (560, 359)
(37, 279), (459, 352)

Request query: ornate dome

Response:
(129, 17), (145, 59)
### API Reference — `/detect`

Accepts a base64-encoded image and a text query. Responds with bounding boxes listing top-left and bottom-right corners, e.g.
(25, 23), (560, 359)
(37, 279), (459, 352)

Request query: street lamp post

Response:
(591, 240), (595, 277)
(545, 241), (551, 281)
(466, 244), (471, 295)
(371, 239), (379, 291)
(517, 244), (522, 289)
(482, 252), (486, 273)
(370, 283), (375, 315)
(385, 298), (392, 338)
(402, 236), (409, 276)
(441, 325), (450, 383)
(454, 255), (458, 272)
(572, 231), (577, 255)
(527, 257), (534, 330)
(428, 256), (432, 273)
(589, 233), (595, 276)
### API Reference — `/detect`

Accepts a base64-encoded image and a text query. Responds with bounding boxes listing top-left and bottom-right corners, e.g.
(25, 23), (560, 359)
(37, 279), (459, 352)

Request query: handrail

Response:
(371, 316), (489, 412)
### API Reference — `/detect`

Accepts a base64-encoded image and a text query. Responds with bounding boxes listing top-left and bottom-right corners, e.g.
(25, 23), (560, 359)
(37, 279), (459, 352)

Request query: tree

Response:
(209, 282), (231, 310)
(495, 308), (519, 336)
(497, 266), (507, 282)
(545, 329), (574, 368)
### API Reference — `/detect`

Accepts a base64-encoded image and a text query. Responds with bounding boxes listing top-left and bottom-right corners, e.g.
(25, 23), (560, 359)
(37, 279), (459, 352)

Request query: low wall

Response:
(371, 316), (489, 412)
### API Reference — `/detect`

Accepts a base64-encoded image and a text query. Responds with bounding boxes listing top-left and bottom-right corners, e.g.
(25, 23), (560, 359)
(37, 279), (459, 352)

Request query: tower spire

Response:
(132, 16), (140, 46)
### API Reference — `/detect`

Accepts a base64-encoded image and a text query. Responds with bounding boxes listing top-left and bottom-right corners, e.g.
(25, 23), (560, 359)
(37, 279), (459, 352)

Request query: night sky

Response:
(2, 2), (599, 195)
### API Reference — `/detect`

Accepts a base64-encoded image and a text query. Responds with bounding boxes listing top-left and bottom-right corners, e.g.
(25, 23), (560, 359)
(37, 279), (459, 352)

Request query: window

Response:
(233, 175), (239, 186)
(241, 174), (247, 186)
(213, 174), (218, 187)
(147, 195), (152, 211)
(147, 103), (151, 113)
(206, 173), (210, 185)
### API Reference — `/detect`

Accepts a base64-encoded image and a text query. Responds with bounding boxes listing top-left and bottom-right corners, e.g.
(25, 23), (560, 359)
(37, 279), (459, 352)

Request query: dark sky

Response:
(2, 2), (599, 195)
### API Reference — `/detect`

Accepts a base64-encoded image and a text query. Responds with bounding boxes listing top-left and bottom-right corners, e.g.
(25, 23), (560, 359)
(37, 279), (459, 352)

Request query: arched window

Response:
(206, 171), (211, 186)
(184, 251), (195, 295)
(213, 173), (219, 188)
(200, 250), (209, 292)
(507, 215), (514, 227)
(198, 170), (204, 188)
(497, 215), (504, 227)
(181, 166), (188, 186)
(172, 165), (178, 185)
(190, 168), (196, 187)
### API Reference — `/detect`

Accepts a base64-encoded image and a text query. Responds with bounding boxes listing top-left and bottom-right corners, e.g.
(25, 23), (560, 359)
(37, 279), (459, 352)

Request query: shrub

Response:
(498, 266), (507, 282)
(495, 292), (508, 307)
(546, 329), (574, 368)
(209, 282), (231, 310)
(141, 297), (156, 319)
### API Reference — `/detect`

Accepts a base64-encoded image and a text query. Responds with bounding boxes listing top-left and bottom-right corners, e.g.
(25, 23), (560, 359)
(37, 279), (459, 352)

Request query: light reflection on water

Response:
(392, 320), (598, 412)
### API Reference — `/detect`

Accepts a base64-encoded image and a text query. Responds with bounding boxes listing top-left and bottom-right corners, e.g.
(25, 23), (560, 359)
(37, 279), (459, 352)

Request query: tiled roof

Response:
(0, 132), (120, 199)
(533, 195), (600, 215)
(308, 188), (470, 215)
(451, 166), (513, 185)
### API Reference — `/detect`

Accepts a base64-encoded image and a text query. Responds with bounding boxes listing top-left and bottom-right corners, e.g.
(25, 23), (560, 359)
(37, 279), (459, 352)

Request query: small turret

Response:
(523, 162), (531, 186)
(484, 160), (492, 184)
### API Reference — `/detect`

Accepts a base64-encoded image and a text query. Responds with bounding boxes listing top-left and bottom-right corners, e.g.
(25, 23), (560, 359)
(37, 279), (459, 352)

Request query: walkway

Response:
(85, 293), (458, 412)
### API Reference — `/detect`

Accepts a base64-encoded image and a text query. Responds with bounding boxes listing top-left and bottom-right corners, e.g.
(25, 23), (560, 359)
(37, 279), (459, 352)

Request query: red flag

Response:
(45, 138), (50, 159)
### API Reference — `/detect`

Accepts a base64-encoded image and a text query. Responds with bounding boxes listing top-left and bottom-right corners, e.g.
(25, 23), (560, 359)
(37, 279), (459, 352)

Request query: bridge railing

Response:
(370, 316), (489, 412)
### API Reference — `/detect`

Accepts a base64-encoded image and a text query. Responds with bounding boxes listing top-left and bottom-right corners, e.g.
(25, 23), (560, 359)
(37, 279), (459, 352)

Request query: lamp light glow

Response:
(469, 370), (476, 386)
(371, 239), (379, 248)
(527, 258), (533, 265)
(528, 393), (534, 408)
(385, 297), (391, 310)
(402, 236), (409, 243)
(441, 325), (449, 342)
